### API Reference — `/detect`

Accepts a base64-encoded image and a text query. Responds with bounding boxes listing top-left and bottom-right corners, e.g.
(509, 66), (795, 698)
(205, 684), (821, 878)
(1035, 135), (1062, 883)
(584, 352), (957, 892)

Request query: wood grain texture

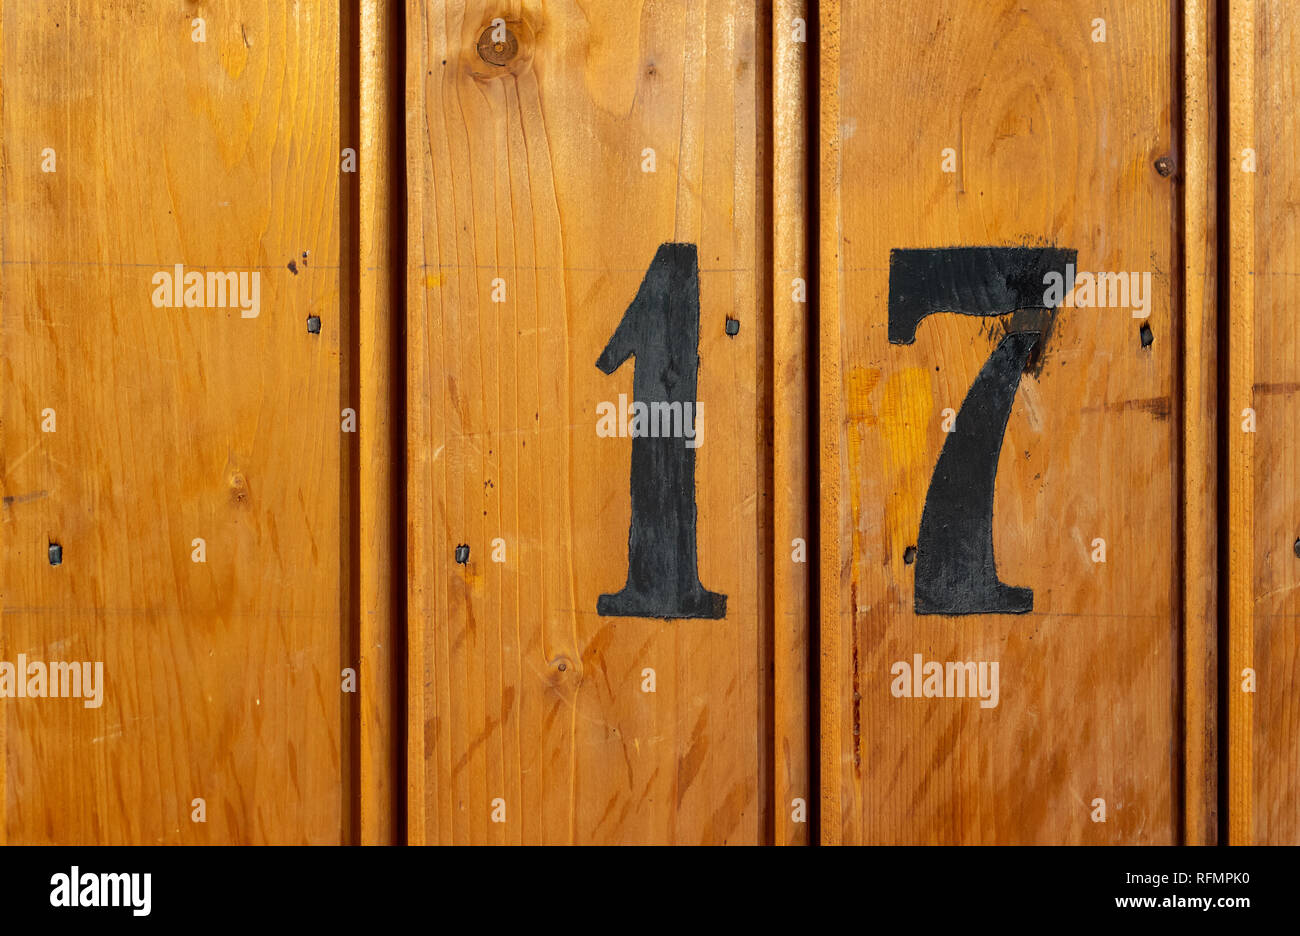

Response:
(1230, 0), (1300, 846)
(821, 0), (1184, 844)
(1226, 0), (1255, 849)
(772, 0), (812, 846)
(1, 2), (350, 843)
(0, 0), (8, 844)
(1181, 0), (1218, 847)
(406, 0), (773, 844)
(358, 0), (404, 846)
(817, 0), (845, 845)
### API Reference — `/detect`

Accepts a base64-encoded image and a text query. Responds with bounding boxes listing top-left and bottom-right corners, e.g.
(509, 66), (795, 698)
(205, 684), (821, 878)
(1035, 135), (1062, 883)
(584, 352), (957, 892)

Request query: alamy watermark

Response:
(890, 653), (999, 709)
(50, 867), (150, 916)
(151, 264), (260, 318)
(1043, 263), (1152, 319)
(0, 654), (104, 708)
(596, 394), (703, 448)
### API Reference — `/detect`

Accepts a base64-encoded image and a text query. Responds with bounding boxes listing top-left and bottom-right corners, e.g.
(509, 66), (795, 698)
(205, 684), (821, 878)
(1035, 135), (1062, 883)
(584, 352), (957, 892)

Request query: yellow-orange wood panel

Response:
(772, 0), (813, 847)
(819, 0), (1210, 844)
(1181, 0), (1219, 848)
(0, 0), (1258, 849)
(1, 2), (353, 843)
(1227, 0), (1300, 846)
(405, 0), (778, 844)
(357, 0), (405, 846)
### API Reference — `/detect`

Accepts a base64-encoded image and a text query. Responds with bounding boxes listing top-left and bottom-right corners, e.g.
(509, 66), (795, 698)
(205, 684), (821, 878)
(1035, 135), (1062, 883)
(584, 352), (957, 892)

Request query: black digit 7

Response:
(596, 242), (727, 620)
(888, 246), (1076, 615)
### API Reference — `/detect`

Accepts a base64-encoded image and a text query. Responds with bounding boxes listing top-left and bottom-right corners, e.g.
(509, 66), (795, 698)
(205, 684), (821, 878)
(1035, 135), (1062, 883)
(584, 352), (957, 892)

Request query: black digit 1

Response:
(887, 246), (1077, 616)
(596, 243), (727, 620)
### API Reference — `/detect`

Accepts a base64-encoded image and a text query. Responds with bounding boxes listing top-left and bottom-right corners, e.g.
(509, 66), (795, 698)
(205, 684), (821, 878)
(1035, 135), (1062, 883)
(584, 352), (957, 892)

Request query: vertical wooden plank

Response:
(406, 0), (773, 844)
(1225, 0), (1252, 847)
(1230, 0), (1300, 846)
(358, 0), (403, 847)
(821, 0), (1183, 844)
(772, 0), (812, 847)
(817, 0), (845, 845)
(1, 2), (349, 843)
(1181, 0), (1218, 847)
(0, 0), (8, 847)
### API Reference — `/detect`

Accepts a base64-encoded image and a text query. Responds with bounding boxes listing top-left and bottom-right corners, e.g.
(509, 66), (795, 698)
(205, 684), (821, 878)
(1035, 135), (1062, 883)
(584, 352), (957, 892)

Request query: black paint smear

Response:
(915, 331), (1039, 616)
(596, 243), (726, 620)
(1004, 307), (1057, 377)
(887, 246), (1077, 345)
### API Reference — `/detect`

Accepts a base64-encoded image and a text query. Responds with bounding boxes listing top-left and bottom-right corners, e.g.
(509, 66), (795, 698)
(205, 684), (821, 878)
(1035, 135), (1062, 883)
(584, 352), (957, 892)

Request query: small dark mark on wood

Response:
(307, 315), (321, 334)
(1139, 322), (1154, 348)
(455, 544), (470, 564)
(850, 582), (861, 770)
(229, 473), (249, 505)
(1082, 396), (1172, 419)
(725, 317), (740, 336)
(903, 546), (917, 565)
(1154, 155), (1175, 177)
(48, 542), (63, 566)
(1252, 381), (1300, 395)
(287, 259), (298, 275)
(3, 490), (49, 507)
